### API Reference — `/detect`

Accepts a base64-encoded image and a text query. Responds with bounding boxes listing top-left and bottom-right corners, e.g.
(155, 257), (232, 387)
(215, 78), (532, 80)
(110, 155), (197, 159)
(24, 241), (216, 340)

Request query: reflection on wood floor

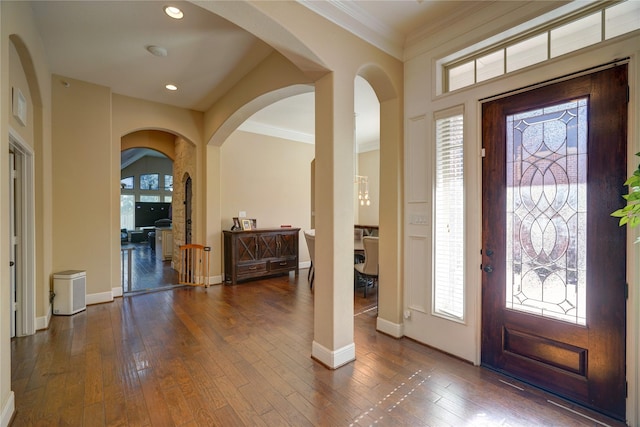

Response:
(120, 242), (180, 294)
(11, 268), (625, 426)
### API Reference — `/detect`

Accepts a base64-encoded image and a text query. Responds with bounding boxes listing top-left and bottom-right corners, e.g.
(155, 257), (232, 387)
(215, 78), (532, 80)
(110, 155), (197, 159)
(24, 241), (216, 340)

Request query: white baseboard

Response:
(299, 260), (311, 269)
(0, 391), (14, 427)
(35, 304), (52, 331)
(86, 291), (113, 306)
(112, 286), (123, 298)
(311, 340), (355, 369)
(376, 317), (404, 338)
(207, 275), (223, 285)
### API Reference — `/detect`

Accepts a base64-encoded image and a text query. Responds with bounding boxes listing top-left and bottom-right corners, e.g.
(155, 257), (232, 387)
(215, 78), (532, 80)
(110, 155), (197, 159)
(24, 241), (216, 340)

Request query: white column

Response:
(311, 71), (356, 368)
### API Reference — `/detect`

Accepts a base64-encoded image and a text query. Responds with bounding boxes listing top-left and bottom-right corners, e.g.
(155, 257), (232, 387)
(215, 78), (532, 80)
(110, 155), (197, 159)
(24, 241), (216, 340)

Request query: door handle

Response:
(483, 265), (493, 273)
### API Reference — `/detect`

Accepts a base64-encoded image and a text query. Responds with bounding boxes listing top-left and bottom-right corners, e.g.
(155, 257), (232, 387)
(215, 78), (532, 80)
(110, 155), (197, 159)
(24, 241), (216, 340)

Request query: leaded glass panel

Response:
(505, 98), (587, 325)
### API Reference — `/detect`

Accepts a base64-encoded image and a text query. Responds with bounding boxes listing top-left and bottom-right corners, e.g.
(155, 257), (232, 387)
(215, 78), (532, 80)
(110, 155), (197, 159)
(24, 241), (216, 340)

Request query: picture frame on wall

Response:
(241, 219), (252, 230)
(231, 217), (241, 230)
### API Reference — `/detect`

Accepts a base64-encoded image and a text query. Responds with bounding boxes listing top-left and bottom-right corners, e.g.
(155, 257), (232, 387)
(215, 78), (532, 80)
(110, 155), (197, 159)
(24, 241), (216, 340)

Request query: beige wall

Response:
(205, 144), (222, 280)
(1, 1), (54, 422)
(113, 95), (206, 286)
(51, 75), (113, 302)
(9, 41), (34, 146)
(220, 130), (314, 265)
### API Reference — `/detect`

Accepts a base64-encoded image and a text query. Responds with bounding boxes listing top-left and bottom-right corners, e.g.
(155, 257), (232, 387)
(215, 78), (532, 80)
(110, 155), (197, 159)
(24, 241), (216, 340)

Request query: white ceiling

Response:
(29, 0), (488, 155)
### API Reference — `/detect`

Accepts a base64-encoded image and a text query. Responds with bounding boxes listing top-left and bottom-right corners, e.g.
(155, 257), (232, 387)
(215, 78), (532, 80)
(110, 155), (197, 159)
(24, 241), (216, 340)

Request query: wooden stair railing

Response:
(179, 244), (211, 287)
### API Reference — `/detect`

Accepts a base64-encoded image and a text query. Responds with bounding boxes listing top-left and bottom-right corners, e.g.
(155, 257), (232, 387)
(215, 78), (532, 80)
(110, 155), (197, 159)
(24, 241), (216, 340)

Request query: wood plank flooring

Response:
(11, 271), (627, 426)
(120, 242), (179, 294)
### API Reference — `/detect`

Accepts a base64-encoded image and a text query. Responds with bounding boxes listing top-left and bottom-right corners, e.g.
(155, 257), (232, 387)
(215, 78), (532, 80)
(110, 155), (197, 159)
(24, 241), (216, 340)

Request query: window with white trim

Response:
(443, 0), (639, 93)
(433, 109), (465, 321)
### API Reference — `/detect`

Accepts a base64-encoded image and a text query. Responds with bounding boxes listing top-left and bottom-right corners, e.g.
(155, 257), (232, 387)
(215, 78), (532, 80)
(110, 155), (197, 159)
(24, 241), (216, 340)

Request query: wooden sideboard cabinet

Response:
(223, 228), (300, 284)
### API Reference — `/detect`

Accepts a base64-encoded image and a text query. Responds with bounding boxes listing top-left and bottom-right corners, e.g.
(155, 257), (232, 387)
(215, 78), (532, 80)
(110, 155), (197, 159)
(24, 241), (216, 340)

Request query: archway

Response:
(353, 75), (380, 308)
(120, 130), (177, 293)
(8, 34), (44, 338)
(356, 64), (403, 338)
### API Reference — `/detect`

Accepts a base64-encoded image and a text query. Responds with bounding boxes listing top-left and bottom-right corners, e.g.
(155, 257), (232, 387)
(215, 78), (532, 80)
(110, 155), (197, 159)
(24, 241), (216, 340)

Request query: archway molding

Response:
(356, 63), (404, 338)
(208, 83), (313, 147)
(8, 34), (44, 335)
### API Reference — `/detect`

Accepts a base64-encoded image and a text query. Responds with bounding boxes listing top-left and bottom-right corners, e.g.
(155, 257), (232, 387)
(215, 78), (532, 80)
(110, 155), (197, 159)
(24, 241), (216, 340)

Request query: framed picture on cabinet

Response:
(241, 219), (252, 230)
(231, 217), (241, 230)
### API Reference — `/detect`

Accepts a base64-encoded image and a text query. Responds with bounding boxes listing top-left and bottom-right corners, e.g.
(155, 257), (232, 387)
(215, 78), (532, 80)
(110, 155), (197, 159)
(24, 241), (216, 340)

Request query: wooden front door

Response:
(481, 65), (628, 420)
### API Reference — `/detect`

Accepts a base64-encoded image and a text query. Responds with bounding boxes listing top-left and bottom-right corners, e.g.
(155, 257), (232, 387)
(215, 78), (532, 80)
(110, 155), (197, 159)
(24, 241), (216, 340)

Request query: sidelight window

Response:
(433, 110), (465, 321)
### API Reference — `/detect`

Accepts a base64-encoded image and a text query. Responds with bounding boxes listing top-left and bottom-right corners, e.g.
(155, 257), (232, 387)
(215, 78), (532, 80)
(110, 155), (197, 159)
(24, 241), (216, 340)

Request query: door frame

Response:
(480, 65), (628, 419)
(402, 35), (639, 423)
(9, 128), (35, 336)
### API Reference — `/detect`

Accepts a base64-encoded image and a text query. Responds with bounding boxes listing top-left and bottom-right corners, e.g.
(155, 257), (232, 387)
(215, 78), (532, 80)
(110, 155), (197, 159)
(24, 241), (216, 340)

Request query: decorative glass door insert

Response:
(505, 98), (587, 325)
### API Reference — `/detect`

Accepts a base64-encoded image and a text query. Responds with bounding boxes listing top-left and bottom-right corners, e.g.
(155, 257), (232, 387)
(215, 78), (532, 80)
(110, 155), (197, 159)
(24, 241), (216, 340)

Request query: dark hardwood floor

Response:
(10, 263), (627, 426)
(120, 242), (180, 294)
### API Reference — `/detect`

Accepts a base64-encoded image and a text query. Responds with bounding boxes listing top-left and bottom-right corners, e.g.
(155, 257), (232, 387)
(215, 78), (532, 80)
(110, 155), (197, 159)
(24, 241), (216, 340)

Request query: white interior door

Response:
(9, 152), (17, 338)
(9, 132), (36, 337)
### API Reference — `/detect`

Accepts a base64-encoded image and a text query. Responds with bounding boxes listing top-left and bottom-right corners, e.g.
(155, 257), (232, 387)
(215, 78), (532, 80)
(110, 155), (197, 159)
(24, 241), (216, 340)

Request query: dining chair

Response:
(304, 230), (315, 289)
(354, 236), (378, 297)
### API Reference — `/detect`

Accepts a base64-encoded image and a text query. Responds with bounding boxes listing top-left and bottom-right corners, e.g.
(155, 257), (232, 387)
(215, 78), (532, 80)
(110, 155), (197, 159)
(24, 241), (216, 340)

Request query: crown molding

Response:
(297, 0), (404, 60)
(357, 139), (380, 154)
(238, 121), (315, 144)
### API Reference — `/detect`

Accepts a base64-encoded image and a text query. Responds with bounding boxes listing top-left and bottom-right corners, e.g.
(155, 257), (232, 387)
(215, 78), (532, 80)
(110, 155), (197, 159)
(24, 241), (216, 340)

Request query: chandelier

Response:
(355, 175), (370, 206)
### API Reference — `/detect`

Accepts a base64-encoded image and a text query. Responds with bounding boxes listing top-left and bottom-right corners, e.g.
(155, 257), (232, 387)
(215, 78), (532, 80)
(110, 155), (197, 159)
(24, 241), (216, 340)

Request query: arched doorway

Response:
(120, 145), (177, 293)
(354, 75), (380, 305)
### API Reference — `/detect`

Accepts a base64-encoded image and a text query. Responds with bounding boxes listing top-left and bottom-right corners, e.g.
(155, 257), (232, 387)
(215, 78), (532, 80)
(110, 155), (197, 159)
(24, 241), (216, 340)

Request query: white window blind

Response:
(434, 112), (464, 320)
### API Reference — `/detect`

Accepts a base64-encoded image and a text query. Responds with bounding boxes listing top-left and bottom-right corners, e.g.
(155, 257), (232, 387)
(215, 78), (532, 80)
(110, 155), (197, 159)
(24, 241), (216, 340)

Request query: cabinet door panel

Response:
(278, 233), (297, 257)
(258, 234), (278, 258)
(236, 235), (257, 261)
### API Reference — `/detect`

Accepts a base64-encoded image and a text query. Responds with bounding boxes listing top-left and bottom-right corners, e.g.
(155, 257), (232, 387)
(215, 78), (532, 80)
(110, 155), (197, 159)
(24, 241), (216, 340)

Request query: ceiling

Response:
(28, 0), (489, 165)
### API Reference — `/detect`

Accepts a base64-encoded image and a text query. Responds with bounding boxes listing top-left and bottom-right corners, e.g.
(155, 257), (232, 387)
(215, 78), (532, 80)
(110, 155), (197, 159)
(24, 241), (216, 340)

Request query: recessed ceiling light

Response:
(146, 45), (168, 57)
(165, 84), (178, 91)
(164, 6), (183, 19)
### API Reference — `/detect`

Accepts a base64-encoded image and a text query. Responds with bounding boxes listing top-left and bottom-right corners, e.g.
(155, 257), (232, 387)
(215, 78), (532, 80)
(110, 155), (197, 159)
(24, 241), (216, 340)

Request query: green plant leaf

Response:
(611, 209), (625, 217)
(612, 153), (640, 236)
(625, 193), (640, 202)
